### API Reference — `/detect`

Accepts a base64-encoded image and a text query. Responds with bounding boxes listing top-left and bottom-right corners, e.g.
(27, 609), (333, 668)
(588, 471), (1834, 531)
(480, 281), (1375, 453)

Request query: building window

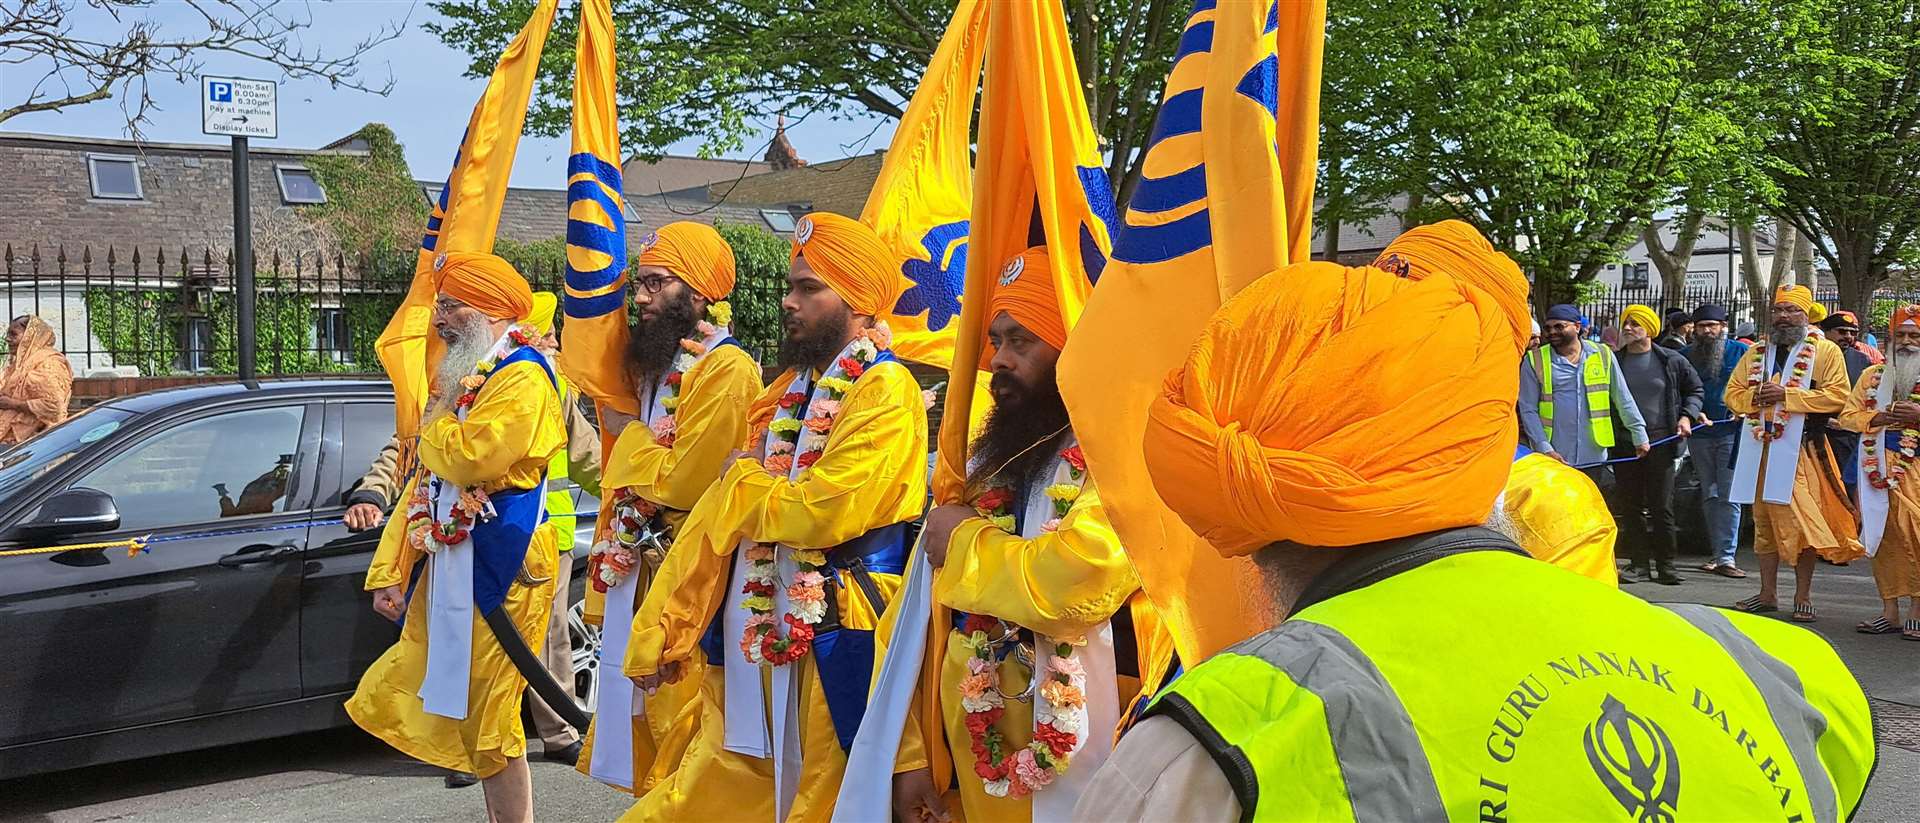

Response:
(1623, 262), (1650, 290)
(621, 200), (642, 222)
(178, 317), (213, 372)
(87, 154), (143, 200)
(315, 307), (350, 362)
(276, 165), (327, 204)
(761, 209), (797, 233)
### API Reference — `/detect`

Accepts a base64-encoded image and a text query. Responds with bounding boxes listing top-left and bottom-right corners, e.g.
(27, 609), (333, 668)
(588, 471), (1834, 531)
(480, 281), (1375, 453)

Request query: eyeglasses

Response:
(633, 274), (681, 295)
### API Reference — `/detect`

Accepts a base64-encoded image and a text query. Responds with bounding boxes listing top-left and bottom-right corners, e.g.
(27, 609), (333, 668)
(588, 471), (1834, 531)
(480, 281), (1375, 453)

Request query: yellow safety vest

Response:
(1533, 342), (1616, 448)
(545, 378), (576, 552)
(1147, 534), (1874, 822)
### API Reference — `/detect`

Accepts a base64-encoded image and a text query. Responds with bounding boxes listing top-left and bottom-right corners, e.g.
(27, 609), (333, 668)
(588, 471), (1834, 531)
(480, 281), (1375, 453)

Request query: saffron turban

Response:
(1894, 305), (1920, 330)
(523, 292), (558, 336)
(1774, 285), (1815, 314)
(1144, 260), (1525, 556)
(1374, 220), (1531, 352)
(435, 251), (533, 321)
(986, 247), (1068, 353)
(1809, 302), (1829, 324)
(1620, 304), (1661, 338)
(789, 211), (904, 316)
(638, 221), (736, 301)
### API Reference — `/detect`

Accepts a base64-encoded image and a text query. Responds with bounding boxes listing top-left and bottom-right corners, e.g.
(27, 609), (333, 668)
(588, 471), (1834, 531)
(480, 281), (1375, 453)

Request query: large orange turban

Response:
(1374, 220), (1531, 352)
(435, 251), (533, 321)
(789, 211), (903, 316)
(638, 221), (736, 301)
(1774, 285), (1815, 314)
(1894, 305), (1920, 330)
(985, 247), (1068, 353)
(1144, 261), (1525, 556)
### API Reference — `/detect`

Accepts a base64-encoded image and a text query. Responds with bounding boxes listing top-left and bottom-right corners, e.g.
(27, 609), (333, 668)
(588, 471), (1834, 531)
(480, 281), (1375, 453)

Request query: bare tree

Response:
(0, 0), (403, 133)
(1740, 217), (1802, 324)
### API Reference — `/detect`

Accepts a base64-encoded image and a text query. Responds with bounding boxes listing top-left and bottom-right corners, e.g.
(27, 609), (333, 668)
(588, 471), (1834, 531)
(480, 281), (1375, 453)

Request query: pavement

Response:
(1, 547), (1916, 822)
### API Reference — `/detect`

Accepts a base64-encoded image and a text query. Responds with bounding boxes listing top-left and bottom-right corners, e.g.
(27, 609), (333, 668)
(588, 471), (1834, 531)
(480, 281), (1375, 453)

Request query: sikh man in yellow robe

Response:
(623, 211), (930, 823)
(1726, 285), (1865, 623)
(878, 246), (1142, 823)
(1840, 304), (1920, 640)
(345, 252), (566, 823)
(566, 222), (765, 794)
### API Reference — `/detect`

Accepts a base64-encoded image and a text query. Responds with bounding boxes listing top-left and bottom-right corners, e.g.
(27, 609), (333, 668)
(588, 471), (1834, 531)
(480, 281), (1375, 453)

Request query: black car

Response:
(0, 379), (599, 779)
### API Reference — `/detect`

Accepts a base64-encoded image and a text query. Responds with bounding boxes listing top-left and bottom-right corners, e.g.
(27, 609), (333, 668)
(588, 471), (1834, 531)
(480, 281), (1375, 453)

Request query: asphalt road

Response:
(2, 546), (1916, 822)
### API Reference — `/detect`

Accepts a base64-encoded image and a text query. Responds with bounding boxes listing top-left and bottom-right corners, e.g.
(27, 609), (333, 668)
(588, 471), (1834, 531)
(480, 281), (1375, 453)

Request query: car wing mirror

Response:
(15, 487), (122, 542)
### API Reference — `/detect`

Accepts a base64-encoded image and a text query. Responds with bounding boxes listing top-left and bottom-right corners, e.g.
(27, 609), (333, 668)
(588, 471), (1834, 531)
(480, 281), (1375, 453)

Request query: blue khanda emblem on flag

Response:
(1112, 0), (1280, 265)
(894, 219), (969, 331)
(564, 152), (629, 319)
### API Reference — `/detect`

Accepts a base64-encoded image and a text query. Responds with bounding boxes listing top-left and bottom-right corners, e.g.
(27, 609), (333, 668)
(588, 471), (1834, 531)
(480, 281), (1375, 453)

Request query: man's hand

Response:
(892, 768), (951, 823)
(1891, 401), (1920, 429)
(1546, 450), (1567, 464)
(631, 660), (683, 695)
(921, 504), (975, 568)
(1636, 442), (1651, 459)
(1676, 416), (1693, 438)
(0, 396), (22, 411)
(344, 503), (385, 532)
(601, 407), (639, 435)
(371, 584), (406, 622)
(1754, 382), (1787, 405)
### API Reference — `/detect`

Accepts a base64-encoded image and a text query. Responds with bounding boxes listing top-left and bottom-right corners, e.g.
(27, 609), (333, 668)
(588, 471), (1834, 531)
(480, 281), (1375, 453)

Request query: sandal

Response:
(1857, 617), (1899, 634)
(1698, 562), (1721, 572)
(1733, 596), (1778, 613)
(1715, 565), (1748, 579)
(1791, 604), (1817, 623)
(1905, 620), (1920, 641)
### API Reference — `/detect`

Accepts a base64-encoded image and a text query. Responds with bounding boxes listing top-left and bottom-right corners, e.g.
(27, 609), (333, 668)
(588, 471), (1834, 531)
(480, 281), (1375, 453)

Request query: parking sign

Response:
(201, 76), (278, 139)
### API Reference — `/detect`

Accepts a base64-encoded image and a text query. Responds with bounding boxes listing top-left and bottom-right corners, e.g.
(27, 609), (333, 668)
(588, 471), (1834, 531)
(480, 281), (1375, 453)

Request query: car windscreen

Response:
(0, 405), (136, 506)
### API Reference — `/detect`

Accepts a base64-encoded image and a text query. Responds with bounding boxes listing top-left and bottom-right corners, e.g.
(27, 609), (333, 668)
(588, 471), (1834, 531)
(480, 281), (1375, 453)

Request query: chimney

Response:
(764, 114), (806, 171)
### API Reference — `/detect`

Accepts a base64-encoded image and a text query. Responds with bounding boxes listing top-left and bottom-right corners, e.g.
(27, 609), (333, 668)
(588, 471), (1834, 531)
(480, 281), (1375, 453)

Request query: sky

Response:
(1, 0), (897, 189)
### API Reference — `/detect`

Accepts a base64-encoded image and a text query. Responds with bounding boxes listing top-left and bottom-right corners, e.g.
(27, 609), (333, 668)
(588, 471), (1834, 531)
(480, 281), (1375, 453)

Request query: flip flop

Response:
(1698, 562), (1720, 572)
(1716, 566), (1749, 579)
(1791, 604), (1817, 623)
(1733, 596), (1777, 613)
(1857, 617), (1899, 634)
(1905, 620), (1920, 641)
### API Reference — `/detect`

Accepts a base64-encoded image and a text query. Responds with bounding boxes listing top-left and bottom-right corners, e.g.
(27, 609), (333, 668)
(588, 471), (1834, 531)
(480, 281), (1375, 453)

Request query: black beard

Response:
(626, 291), (700, 383)
(965, 367), (1071, 498)
(778, 303), (854, 371)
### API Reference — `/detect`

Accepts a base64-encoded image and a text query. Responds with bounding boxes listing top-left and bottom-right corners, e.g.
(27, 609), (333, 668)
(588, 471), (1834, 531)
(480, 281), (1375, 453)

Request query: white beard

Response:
(1878, 348), (1920, 408)
(428, 316), (498, 415)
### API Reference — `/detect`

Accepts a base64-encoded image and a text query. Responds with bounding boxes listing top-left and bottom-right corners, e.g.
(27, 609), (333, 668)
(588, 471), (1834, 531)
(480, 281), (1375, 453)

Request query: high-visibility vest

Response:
(546, 379), (576, 552)
(1532, 342), (1616, 448)
(1146, 534), (1874, 822)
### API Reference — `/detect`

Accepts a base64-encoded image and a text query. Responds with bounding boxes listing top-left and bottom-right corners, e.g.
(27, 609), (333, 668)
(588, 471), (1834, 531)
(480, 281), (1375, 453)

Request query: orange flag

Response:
(1056, 0), (1325, 663)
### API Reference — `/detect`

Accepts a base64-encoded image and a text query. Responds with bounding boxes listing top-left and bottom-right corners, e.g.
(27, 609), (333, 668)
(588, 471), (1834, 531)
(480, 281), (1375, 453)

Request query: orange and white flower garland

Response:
(739, 322), (892, 667)
(1746, 332), (1817, 441)
(403, 324), (535, 554)
(959, 444), (1091, 798)
(1861, 366), (1920, 490)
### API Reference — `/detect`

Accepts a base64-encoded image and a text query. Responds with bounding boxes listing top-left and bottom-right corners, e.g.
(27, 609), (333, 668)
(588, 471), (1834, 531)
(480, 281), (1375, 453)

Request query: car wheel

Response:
(568, 584), (601, 714)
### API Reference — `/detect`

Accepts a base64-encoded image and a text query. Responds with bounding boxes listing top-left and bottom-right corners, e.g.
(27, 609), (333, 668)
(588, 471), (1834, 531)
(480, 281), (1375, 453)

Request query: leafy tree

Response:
(426, 0), (1184, 197)
(714, 220), (790, 363)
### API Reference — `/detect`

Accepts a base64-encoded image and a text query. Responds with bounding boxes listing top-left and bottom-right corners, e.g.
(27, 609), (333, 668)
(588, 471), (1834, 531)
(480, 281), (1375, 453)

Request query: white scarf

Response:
(1732, 338), (1813, 505)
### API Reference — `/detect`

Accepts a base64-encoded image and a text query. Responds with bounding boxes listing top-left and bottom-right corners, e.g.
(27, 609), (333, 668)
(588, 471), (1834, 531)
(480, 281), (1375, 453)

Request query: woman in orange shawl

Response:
(0, 316), (73, 447)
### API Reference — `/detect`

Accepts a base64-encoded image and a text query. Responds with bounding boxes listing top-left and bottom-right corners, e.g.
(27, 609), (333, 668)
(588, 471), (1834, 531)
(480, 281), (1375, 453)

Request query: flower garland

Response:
(404, 324), (535, 554)
(739, 322), (892, 667)
(1861, 366), (1920, 490)
(959, 444), (1092, 797)
(1746, 332), (1817, 442)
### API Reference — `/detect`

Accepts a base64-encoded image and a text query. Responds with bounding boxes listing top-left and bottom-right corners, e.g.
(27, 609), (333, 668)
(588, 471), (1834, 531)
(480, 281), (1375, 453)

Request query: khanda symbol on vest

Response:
(1583, 694), (1681, 823)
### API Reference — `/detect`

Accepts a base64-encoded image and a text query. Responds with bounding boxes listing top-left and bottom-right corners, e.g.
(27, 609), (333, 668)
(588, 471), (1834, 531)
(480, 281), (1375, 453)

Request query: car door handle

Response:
(216, 543), (300, 568)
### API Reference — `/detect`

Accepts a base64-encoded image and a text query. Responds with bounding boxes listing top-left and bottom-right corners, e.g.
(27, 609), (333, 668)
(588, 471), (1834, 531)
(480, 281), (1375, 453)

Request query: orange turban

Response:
(1374, 220), (1531, 352)
(435, 251), (533, 321)
(638, 221), (736, 301)
(986, 247), (1068, 353)
(1894, 305), (1920, 330)
(1774, 285), (1815, 314)
(1144, 261), (1523, 556)
(790, 212), (903, 316)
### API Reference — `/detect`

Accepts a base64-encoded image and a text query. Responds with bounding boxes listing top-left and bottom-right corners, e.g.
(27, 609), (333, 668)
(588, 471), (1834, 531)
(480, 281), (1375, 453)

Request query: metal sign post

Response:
(201, 76), (278, 381)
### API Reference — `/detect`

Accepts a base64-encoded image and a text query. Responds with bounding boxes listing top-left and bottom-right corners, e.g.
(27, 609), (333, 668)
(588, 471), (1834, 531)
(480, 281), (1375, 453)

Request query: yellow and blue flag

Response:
(1057, 0), (1325, 663)
(375, 0), (558, 442)
(930, 0), (1118, 504)
(555, 0), (635, 414)
(860, 0), (987, 371)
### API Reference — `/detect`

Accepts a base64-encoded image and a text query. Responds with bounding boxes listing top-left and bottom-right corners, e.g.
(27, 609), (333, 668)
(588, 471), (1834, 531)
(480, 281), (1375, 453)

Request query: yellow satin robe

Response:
(1724, 339), (1865, 563)
(577, 344), (763, 794)
(622, 359), (929, 823)
(345, 358), (566, 778)
(923, 475), (1141, 823)
(1503, 452), (1618, 586)
(1840, 366), (1920, 599)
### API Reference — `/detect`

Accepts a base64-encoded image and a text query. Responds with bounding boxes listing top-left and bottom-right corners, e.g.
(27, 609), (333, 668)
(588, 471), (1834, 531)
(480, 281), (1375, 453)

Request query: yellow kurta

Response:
(1724, 338), (1865, 564)
(923, 474), (1140, 823)
(346, 357), (567, 778)
(1503, 451), (1618, 586)
(1839, 365), (1920, 599)
(578, 344), (763, 794)
(622, 358), (929, 823)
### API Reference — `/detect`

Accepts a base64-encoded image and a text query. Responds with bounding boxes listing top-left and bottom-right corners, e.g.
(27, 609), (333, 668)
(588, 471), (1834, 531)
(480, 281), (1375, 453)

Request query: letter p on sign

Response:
(209, 82), (232, 102)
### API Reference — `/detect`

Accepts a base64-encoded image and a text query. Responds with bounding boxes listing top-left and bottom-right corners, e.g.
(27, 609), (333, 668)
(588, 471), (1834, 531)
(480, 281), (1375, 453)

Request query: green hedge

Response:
(84, 275), (405, 376)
